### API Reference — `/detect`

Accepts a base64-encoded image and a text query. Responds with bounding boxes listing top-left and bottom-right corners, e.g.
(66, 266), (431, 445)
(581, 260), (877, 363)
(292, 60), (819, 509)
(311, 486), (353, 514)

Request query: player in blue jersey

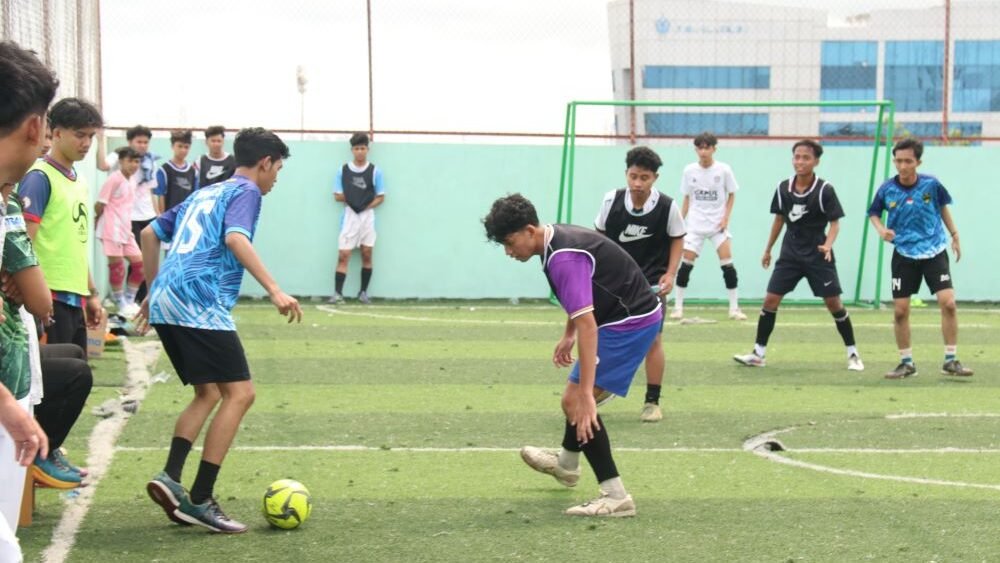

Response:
(868, 138), (972, 379)
(136, 127), (302, 534)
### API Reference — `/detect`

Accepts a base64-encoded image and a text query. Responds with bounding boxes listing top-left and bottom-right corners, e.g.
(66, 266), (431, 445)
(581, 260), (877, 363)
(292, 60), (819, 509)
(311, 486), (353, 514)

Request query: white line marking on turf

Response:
(41, 340), (160, 563)
(115, 445), (746, 453)
(886, 412), (1000, 419)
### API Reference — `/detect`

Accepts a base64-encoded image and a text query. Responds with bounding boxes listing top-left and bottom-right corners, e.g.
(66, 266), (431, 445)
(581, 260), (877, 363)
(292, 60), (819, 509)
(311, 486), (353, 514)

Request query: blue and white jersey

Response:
(148, 175), (262, 330)
(868, 174), (953, 259)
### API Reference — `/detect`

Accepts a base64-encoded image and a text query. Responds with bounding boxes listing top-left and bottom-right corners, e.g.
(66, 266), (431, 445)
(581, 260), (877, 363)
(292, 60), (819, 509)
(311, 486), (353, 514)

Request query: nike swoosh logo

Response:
(206, 167), (225, 179)
(619, 232), (654, 243)
(823, 281), (833, 286)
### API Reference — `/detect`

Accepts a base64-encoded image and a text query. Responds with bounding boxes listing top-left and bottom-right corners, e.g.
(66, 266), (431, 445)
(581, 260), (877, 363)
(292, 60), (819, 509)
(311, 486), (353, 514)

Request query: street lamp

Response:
(296, 65), (307, 140)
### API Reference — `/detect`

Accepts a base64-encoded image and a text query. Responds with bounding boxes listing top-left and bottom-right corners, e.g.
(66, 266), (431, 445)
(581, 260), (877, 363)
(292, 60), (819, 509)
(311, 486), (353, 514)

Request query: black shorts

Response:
(890, 249), (953, 299)
(152, 324), (251, 386)
(766, 255), (842, 298)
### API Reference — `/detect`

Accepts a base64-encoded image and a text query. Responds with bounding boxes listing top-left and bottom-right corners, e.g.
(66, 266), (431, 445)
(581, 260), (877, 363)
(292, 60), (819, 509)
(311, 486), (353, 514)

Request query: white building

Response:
(607, 0), (1000, 142)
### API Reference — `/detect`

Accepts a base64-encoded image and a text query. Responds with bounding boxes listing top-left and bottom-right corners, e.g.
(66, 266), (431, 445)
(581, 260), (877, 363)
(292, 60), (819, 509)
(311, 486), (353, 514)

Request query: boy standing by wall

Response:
(95, 146), (144, 314)
(154, 129), (198, 214)
(198, 125), (236, 188)
(331, 132), (384, 304)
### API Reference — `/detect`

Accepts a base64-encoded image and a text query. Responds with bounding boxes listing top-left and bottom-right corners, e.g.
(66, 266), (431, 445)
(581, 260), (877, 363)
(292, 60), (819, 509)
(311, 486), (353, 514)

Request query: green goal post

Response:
(556, 99), (896, 308)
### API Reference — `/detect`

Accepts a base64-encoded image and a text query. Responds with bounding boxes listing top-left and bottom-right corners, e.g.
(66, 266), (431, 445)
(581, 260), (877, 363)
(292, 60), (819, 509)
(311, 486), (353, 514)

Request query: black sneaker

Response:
(175, 496), (248, 534)
(884, 362), (917, 379)
(941, 359), (974, 377)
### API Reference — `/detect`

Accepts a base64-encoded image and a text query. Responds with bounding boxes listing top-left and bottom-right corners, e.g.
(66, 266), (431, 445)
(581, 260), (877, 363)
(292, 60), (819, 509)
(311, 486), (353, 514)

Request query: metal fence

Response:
(3, 0), (998, 144)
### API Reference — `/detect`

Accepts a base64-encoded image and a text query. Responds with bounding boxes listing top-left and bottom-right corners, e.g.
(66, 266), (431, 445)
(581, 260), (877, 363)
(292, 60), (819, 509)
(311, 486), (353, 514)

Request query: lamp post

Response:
(296, 65), (307, 140)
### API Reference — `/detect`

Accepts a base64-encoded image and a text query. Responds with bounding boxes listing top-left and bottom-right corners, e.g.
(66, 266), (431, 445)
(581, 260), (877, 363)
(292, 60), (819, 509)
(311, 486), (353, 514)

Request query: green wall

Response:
(93, 139), (998, 302)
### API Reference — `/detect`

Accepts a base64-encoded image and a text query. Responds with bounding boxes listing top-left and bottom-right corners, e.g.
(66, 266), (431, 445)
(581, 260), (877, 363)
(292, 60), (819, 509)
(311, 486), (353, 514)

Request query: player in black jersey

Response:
(733, 140), (864, 371)
(197, 125), (236, 188)
(595, 147), (685, 422)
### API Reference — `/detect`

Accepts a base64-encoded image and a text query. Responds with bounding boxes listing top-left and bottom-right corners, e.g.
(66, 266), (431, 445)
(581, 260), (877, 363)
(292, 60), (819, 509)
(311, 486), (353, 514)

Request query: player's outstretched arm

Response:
(225, 232), (302, 323)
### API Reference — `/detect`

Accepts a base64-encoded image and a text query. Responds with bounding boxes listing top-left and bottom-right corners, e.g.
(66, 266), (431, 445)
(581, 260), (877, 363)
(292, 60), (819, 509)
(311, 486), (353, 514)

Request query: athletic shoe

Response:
(358, 291), (371, 305)
(669, 309), (683, 320)
(31, 453), (82, 489)
(146, 471), (193, 526)
(733, 352), (766, 367)
(639, 403), (663, 422)
(119, 302), (141, 318)
(519, 446), (579, 487)
(326, 293), (344, 305)
(941, 359), (974, 377)
(728, 309), (748, 321)
(885, 362), (917, 379)
(564, 492), (636, 517)
(51, 448), (88, 477)
(174, 495), (248, 534)
(847, 354), (865, 372)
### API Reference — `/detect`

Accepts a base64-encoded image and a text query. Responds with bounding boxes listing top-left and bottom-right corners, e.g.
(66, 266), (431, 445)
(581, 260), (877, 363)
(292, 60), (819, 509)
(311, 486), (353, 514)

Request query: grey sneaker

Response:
(639, 403), (663, 423)
(564, 492), (636, 517)
(146, 471), (192, 526)
(733, 352), (766, 367)
(174, 495), (248, 534)
(357, 291), (371, 304)
(519, 446), (580, 487)
(326, 293), (344, 305)
(941, 359), (973, 377)
(885, 362), (917, 379)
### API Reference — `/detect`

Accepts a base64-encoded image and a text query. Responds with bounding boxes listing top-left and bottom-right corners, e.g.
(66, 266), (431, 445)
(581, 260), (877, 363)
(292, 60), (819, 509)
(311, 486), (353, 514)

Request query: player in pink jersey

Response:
(95, 146), (144, 313)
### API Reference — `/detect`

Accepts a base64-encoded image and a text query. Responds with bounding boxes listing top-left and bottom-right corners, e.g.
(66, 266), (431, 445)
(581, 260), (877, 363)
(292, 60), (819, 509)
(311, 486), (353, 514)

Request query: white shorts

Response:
(0, 397), (30, 537)
(683, 230), (731, 256)
(338, 208), (377, 250)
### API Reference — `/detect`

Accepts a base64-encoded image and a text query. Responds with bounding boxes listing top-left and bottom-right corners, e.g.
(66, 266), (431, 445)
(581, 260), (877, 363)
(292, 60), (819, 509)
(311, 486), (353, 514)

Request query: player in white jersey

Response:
(672, 132), (746, 321)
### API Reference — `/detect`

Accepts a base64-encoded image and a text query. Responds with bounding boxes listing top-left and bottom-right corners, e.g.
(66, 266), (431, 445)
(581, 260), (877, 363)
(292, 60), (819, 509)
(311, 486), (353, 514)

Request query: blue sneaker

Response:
(174, 495), (248, 534)
(51, 448), (88, 477)
(31, 453), (82, 489)
(146, 471), (192, 526)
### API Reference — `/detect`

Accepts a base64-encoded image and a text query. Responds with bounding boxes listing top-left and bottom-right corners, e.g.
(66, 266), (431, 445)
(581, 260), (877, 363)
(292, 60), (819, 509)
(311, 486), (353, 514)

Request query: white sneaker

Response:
(639, 403), (662, 422)
(519, 446), (579, 487)
(564, 492), (636, 517)
(733, 352), (766, 367)
(119, 302), (141, 318)
(729, 309), (748, 321)
(847, 354), (865, 372)
(669, 309), (683, 320)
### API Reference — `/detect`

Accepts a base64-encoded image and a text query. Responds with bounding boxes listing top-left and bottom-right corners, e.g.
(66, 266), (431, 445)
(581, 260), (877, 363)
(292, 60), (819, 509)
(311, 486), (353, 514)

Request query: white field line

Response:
(41, 340), (160, 563)
(316, 305), (989, 329)
(114, 445), (1000, 455)
(887, 412), (1000, 419)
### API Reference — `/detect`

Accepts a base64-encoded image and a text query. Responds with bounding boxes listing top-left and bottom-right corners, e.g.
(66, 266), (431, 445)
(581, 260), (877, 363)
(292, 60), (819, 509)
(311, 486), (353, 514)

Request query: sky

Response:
(97, 0), (971, 139)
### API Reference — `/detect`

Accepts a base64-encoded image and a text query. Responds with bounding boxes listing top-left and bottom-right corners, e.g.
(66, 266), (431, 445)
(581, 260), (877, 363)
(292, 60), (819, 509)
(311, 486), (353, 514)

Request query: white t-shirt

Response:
(679, 161), (739, 234)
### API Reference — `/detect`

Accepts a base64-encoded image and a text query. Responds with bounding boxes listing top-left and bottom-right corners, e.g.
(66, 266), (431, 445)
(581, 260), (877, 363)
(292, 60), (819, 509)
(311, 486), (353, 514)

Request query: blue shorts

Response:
(568, 321), (661, 397)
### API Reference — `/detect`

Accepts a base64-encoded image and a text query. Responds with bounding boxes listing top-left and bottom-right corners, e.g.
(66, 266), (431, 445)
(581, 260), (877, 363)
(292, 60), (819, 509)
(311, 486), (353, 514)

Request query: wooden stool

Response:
(18, 471), (34, 527)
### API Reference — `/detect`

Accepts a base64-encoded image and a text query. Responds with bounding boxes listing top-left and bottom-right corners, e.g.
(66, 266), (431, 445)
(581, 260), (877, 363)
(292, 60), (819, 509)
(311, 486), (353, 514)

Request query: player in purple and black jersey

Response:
(484, 193), (662, 518)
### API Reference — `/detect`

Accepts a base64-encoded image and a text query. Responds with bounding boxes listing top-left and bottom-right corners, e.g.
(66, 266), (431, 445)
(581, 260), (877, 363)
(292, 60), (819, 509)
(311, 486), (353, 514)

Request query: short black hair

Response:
(693, 131), (718, 147)
(170, 129), (193, 145)
(792, 139), (823, 159)
(233, 127), (290, 168)
(483, 193), (539, 244)
(0, 41), (59, 136)
(893, 137), (923, 160)
(204, 125), (226, 138)
(350, 132), (369, 147)
(625, 146), (662, 173)
(126, 125), (152, 141)
(48, 97), (103, 130)
(114, 146), (140, 160)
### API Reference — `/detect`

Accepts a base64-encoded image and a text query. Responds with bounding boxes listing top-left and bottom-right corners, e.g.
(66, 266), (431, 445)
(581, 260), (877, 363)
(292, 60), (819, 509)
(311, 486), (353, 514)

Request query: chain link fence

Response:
(1, 0), (102, 107)
(4, 0), (999, 143)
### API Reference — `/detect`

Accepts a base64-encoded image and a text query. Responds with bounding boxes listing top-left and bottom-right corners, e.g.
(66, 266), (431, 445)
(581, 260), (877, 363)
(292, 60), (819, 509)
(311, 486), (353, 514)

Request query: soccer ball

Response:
(262, 479), (312, 529)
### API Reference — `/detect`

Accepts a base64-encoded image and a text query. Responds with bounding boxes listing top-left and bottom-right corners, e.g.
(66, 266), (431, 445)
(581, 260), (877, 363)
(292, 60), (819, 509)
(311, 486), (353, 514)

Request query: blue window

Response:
(646, 113), (768, 136)
(643, 66), (770, 89)
(953, 41), (1000, 112)
(820, 41), (877, 112)
(884, 41), (943, 112)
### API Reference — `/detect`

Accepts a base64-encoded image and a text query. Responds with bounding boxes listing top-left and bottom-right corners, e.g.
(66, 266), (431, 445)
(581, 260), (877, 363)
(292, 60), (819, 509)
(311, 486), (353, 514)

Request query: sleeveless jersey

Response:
(18, 159), (90, 295)
(341, 163), (376, 213)
(543, 224), (660, 327)
(601, 189), (676, 284)
(161, 162), (198, 211)
(198, 154), (236, 188)
(770, 176), (844, 261)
